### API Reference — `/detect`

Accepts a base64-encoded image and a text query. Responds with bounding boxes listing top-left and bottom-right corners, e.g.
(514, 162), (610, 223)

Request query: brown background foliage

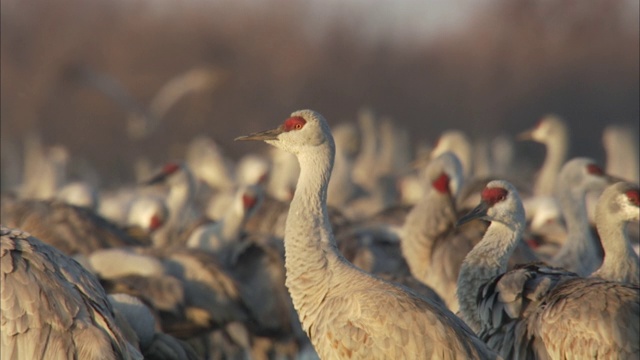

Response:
(1, 0), (638, 186)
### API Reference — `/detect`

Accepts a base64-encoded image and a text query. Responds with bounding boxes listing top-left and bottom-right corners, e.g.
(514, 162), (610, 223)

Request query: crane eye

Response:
(481, 187), (509, 206)
(283, 116), (306, 132)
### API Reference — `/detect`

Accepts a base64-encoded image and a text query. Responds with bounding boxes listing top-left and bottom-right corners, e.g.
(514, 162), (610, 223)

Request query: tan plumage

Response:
(457, 180), (640, 359)
(516, 115), (569, 233)
(1, 226), (142, 360)
(478, 263), (639, 359)
(1, 199), (145, 256)
(430, 130), (474, 180)
(591, 182), (640, 285)
(236, 109), (498, 359)
(89, 248), (187, 317)
(87, 245), (251, 340)
(550, 158), (610, 276)
(141, 161), (201, 248)
(401, 152), (478, 311)
(402, 152), (536, 312)
(186, 184), (264, 256)
(310, 275), (494, 359)
(137, 247), (253, 338)
(337, 225), (411, 277)
(244, 193), (352, 240)
(242, 194), (290, 238)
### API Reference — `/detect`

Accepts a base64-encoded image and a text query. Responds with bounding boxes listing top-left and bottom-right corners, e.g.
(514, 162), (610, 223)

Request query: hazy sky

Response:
(220, 0), (490, 45)
(306, 0), (488, 43)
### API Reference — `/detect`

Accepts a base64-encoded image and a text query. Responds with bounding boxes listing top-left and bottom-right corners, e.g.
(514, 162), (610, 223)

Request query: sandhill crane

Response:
(516, 114), (569, 232)
(590, 182), (640, 285)
(456, 180), (640, 359)
(401, 152), (477, 311)
(431, 130), (474, 181)
(1, 226), (143, 360)
(401, 152), (536, 312)
(205, 153), (270, 221)
(187, 184), (263, 259)
(123, 194), (168, 239)
(142, 161), (201, 247)
(236, 109), (498, 359)
(517, 114), (569, 197)
(0, 198), (145, 256)
(550, 157), (611, 276)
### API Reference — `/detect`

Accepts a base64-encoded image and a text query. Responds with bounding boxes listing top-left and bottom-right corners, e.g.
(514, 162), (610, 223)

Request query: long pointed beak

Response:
(141, 171), (170, 186)
(457, 201), (489, 227)
(516, 129), (534, 141)
(235, 127), (283, 142)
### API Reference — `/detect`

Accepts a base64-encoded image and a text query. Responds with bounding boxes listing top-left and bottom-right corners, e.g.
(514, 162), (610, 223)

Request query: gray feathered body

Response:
(478, 263), (639, 359)
(1, 226), (142, 360)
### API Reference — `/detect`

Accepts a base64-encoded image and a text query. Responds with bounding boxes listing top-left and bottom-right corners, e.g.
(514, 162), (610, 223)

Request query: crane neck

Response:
(457, 217), (524, 332)
(219, 205), (246, 244)
(556, 187), (598, 261)
(534, 134), (568, 196)
(283, 141), (351, 334)
(401, 189), (456, 279)
(166, 172), (198, 225)
(558, 188), (590, 233)
(594, 208), (639, 282)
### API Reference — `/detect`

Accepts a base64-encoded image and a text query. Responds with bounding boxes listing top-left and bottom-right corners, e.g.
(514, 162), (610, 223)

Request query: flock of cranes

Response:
(1, 108), (639, 359)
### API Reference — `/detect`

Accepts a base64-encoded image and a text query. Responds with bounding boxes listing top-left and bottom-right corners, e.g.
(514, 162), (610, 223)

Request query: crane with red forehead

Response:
(456, 180), (639, 359)
(590, 181), (640, 285)
(236, 109), (498, 359)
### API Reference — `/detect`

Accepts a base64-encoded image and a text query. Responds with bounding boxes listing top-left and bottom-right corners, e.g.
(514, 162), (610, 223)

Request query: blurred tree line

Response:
(1, 0), (637, 186)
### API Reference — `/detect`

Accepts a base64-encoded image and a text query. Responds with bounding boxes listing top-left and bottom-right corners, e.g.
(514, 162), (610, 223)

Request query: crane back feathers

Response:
(1, 226), (142, 360)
